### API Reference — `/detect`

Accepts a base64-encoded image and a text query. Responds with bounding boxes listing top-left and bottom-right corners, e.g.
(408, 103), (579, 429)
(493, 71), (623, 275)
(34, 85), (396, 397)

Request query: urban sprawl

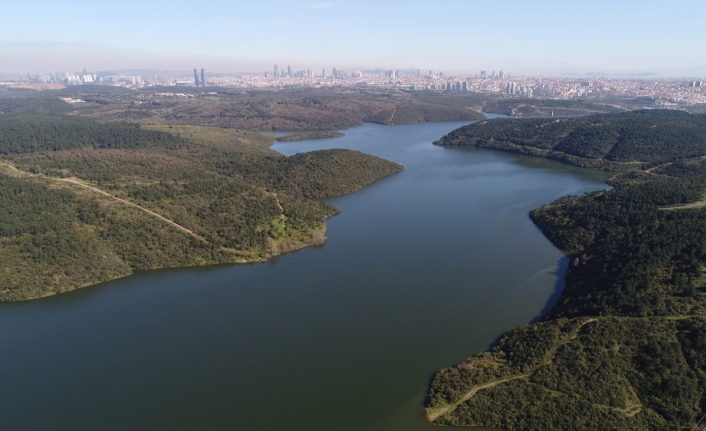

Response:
(2, 66), (706, 106)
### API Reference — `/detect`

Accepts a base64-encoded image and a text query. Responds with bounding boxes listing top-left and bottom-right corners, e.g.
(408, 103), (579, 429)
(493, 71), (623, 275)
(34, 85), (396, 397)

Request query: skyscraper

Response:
(201, 69), (206, 87)
(287, 66), (292, 77)
(194, 69), (200, 86)
(480, 70), (487, 79)
(322, 69), (326, 78)
(274, 65), (278, 78)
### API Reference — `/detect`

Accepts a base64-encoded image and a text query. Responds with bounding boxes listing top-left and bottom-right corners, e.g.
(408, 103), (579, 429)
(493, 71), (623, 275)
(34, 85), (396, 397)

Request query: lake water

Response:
(0, 121), (611, 431)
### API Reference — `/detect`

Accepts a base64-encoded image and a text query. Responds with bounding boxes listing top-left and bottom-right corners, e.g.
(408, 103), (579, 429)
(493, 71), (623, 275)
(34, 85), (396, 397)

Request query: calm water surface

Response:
(0, 121), (611, 431)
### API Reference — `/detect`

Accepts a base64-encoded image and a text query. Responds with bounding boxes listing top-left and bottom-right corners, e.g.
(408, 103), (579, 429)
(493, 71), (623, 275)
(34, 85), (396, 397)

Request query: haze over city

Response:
(3, 0), (706, 76)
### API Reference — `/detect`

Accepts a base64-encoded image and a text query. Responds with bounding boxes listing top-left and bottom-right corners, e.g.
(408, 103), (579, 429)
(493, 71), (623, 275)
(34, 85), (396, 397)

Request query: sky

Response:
(2, 0), (705, 76)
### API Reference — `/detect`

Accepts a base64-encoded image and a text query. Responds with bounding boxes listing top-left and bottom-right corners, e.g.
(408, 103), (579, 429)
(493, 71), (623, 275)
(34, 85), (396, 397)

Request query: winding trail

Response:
(661, 200), (706, 211)
(0, 161), (207, 242)
(427, 375), (529, 422)
(644, 162), (673, 173)
(428, 318), (599, 423)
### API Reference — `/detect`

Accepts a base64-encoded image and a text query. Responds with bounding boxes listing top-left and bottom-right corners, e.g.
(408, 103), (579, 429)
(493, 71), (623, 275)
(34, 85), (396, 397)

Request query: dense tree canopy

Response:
(436, 110), (706, 169)
(0, 113), (402, 301)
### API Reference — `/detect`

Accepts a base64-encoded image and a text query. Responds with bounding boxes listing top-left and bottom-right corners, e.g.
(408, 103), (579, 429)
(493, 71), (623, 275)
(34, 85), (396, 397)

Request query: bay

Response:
(0, 120), (611, 431)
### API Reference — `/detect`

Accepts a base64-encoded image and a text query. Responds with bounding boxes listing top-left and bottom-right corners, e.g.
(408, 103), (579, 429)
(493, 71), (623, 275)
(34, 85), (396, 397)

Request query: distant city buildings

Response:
(192, 68), (206, 87)
(5, 66), (705, 107)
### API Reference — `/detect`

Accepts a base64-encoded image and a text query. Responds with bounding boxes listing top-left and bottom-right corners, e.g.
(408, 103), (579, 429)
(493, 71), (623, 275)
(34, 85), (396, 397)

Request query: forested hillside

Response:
(0, 114), (402, 301)
(435, 110), (706, 170)
(482, 98), (625, 117)
(48, 89), (487, 131)
(0, 97), (73, 114)
(427, 112), (706, 430)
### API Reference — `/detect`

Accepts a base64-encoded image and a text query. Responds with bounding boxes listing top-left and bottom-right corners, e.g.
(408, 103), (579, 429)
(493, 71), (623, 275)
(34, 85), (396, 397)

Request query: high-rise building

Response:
(491, 71), (495, 78)
(526, 88), (533, 98)
(462, 81), (468, 91)
(274, 65), (278, 78)
(499, 70), (505, 79)
(201, 69), (206, 87)
(480, 70), (487, 79)
(322, 69), (326, 78)
(287, 66), (292, 77)
(194, 69), (200, 86)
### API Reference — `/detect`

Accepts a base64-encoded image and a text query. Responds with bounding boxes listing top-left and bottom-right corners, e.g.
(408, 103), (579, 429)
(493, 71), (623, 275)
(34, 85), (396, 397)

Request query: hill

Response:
(0, 114), (402, 301)
(435, 110), (706, 171)
(482, 98), (625, 117)
(28, 89), (488, 131)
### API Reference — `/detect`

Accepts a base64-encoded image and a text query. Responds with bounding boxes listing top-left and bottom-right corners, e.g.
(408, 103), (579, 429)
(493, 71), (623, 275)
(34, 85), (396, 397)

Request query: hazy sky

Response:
(3, 0), (705, 76)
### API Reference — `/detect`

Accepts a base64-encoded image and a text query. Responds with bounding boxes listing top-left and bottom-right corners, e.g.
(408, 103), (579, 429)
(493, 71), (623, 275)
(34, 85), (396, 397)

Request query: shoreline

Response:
(5, 222), (332, 303)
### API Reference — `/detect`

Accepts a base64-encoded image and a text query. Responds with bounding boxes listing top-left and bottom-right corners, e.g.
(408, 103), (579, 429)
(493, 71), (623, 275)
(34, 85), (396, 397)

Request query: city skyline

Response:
(2, 0), (705, 77)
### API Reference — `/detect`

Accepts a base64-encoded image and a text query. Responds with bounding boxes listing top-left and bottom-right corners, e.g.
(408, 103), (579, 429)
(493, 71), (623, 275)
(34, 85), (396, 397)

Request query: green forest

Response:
(482, 98), (625, 117)
(435, 110), (706, 170)
(427, 111), (706, 430)
(0, 113), (402, 301)
(36, 89), (487, 131)
(275, 131), (344, 141)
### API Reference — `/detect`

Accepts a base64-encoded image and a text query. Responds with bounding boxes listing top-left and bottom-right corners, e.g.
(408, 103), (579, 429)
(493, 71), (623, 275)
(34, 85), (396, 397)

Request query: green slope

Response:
(0, 113), (403, 301)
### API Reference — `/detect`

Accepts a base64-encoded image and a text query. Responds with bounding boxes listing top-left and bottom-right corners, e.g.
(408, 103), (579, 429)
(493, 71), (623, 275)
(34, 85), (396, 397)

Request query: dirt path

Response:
(661, 200), (706, 211)
(271, 192), (284, 213)
(389, 107), (397, 124)
(427, 375), (529, 422)
(644, 162), (673, 173)
(0, 161), (207, 242)
(429, 318), (597, 422)
(571, 318), (597, 338)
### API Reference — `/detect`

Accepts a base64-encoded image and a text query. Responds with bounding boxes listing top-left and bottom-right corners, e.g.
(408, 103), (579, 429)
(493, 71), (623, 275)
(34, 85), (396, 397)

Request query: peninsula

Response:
(0, 113), (402, 301)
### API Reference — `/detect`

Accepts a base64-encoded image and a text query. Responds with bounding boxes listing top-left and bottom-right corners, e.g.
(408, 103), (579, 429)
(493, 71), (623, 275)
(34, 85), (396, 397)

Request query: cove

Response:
(0, 120), (611, 431)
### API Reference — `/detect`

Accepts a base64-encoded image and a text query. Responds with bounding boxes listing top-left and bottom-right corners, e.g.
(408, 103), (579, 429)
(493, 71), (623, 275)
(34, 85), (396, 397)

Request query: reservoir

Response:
(0, 120), (611, 431)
